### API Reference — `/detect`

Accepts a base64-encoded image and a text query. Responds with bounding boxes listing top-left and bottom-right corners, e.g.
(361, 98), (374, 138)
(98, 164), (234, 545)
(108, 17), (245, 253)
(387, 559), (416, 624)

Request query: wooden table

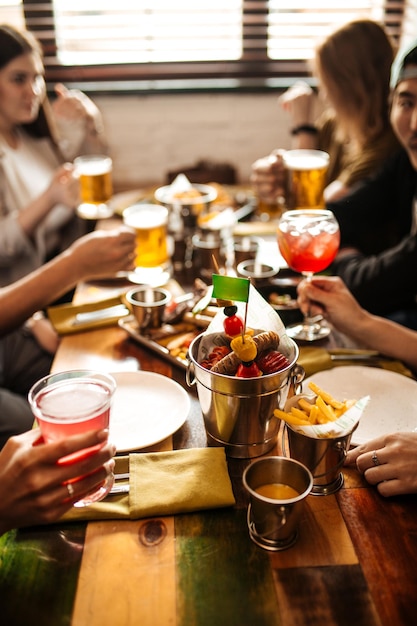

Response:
(1, 277), (417, 626)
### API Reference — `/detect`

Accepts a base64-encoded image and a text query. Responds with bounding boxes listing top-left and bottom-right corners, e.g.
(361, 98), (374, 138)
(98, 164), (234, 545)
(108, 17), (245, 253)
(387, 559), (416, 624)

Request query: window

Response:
(0, 0), (415, 91)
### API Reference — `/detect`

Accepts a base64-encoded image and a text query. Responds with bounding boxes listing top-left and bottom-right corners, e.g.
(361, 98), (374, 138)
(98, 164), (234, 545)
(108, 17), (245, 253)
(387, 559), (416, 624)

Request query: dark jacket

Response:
(328, 149), (417, 315)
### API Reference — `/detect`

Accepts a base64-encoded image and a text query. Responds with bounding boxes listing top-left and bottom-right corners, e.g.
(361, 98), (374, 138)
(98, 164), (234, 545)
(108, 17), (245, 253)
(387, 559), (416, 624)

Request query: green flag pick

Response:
(212, 274), (250, 303)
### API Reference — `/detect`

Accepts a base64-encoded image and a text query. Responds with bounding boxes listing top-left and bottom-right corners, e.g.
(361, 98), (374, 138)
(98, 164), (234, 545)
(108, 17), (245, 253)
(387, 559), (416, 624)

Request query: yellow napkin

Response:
(47, 295), (129, 335)
(62, 447), (235, 522)
(298, 346), (414, 378)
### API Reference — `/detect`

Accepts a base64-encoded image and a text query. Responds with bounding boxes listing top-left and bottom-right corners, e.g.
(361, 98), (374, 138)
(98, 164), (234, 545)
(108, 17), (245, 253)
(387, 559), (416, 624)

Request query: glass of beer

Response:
(74, 154), (113, 219)
(282, 149), (329, 210)
(123, 203), (171, 285)
(28, 370), (116, 508)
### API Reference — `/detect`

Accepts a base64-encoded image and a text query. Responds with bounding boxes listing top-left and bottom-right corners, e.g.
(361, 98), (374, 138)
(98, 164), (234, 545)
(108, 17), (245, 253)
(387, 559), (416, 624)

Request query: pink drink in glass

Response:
(278, 228), (340, 274)
(277, 211), (340, 276)
(277, 209), (340, 341)
(29, 371), (116, 507)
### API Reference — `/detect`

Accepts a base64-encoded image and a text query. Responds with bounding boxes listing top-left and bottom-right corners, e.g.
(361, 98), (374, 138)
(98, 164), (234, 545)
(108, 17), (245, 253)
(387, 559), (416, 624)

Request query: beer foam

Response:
(124, 206), (167, 229)
(77, 160), (112, 176)
(284, 155), (328, 170)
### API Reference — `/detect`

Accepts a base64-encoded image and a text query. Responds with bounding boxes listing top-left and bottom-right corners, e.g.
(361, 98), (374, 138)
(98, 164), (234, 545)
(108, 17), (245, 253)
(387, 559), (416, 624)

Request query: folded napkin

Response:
(62, 447), (235, 523)
(47, 295), (129, 335)
(298, 346), (414, 378)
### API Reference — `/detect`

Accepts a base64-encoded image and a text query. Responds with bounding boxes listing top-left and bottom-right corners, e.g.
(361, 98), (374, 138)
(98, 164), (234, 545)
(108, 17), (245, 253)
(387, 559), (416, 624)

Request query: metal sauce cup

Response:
(125, 287), (171, 331)
(243, 456), (313, 551)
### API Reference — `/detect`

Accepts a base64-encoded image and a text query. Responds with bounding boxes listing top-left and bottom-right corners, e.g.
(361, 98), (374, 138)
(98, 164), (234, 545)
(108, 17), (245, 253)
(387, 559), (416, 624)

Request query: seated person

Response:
(297, 274), (417, 497)
(0, 428), (115, 536)
(0, 226), (135, 450)
(251, 20), (399, 206)
(0, 24), (108, 286)
(326, 36), (417, 328)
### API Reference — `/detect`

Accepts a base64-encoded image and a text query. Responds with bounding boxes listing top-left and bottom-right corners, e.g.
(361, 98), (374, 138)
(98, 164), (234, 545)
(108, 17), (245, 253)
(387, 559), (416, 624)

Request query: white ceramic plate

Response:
(304, 366), (417, 446)
(109, 371), (190, 452)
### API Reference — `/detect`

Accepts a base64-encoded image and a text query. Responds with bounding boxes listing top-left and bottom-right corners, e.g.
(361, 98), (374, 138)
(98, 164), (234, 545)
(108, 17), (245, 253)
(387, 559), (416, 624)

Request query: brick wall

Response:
(95, 92), (293, 190)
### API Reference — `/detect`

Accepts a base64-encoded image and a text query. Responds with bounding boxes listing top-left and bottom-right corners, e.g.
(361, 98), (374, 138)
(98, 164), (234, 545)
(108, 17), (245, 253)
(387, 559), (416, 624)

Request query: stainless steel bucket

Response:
(187, 333), (302, 458)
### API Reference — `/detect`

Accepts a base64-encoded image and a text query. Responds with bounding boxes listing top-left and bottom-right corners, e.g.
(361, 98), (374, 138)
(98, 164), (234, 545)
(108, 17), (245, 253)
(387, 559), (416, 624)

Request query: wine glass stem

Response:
(302, 272), (318, 339)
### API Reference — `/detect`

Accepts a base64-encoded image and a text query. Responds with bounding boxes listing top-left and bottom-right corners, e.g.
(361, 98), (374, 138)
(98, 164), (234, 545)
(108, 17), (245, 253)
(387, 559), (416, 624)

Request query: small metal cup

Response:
(125, 287), (171, 331)
(191, 233), (226, 280)
(283, 395), (357, 495)
(243, 456), (313, 551)
(233, 236), (259, 268)
(285, 426), (354, 495)
(236, 260), (279, 285)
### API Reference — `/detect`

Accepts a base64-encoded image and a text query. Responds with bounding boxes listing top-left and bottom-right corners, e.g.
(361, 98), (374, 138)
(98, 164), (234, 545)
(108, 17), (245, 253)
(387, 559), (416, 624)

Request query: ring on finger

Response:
(371, 450), (380, 467)
(66, 482), (75, 498)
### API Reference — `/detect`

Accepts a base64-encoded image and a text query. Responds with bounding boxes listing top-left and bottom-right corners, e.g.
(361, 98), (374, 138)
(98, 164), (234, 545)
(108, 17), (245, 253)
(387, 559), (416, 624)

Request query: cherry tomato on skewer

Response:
(236, 361), (262, 378)
(223, 305), (244, 337)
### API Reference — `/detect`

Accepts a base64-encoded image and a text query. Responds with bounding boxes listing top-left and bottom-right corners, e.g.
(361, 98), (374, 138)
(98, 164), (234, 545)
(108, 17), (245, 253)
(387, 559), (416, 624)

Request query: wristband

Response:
(290, 124), (318, 136)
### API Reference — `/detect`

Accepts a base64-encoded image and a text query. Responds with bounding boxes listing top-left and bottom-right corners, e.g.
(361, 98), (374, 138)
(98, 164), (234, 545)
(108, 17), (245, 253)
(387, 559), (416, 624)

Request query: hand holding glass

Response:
(28, 370), (116, 507)
(277, 209), (340, 341)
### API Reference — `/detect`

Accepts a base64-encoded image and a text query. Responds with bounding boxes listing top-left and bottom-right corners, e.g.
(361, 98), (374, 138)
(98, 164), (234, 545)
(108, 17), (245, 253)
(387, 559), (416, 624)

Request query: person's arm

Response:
(16, 164), (79, 237)
(333, 233), (417, 315)
(278, 81), (319, 149)
(345, 432), (417, 497)
(0, 227), (135, 335)
(297, 275), (417, 371)
(0, 162), (80, 268)
(0, 428), (115, 536)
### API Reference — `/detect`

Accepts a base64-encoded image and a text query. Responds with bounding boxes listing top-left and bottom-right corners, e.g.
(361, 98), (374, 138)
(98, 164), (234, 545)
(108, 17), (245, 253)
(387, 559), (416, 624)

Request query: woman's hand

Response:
(68, 227), (136, 279)
(25, 312), (60, 354)
(0, 429), (116, 535)
(345, 432), (417, 496)
(47, 163), (80, 209)
(278, 81), (316, 126)
(250, 149), (287, 205)
(52, 83), (101, 125)
(297, 275), (367, 334)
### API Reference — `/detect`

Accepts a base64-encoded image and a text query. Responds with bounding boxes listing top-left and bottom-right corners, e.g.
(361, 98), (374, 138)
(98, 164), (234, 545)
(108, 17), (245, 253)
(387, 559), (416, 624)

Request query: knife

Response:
(72, 304), (130, 326)
(329, 350), (383, 362)
(108, 483), (130, 495)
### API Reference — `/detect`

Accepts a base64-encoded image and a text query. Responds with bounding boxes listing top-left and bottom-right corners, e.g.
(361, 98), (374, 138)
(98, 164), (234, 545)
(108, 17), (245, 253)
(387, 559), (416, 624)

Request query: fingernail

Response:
(106, 459), (115, 474)
(97, 428), (109, 441)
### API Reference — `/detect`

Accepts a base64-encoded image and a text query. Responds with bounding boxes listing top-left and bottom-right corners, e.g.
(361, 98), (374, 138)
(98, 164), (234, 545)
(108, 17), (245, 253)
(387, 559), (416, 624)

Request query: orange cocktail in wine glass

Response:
(277, 209), (340, 341)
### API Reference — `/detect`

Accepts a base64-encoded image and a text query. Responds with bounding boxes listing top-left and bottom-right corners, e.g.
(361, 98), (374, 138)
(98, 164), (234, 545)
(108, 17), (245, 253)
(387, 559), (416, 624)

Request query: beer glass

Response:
(123, 203), (171, 285)
(283, 150), (329, 210)
(74, 154), (113, 219)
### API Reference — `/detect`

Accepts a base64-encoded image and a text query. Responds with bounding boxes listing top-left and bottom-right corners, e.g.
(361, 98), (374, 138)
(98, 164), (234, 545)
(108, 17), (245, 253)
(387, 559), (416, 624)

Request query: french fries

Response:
(274, 382), (356, 427)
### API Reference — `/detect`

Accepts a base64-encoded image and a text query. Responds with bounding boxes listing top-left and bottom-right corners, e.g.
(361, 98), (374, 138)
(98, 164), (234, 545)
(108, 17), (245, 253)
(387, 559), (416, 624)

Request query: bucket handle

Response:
(186, 360), (196, 387)
(290, 364), (305, 395)
(247, 503), (287, 538)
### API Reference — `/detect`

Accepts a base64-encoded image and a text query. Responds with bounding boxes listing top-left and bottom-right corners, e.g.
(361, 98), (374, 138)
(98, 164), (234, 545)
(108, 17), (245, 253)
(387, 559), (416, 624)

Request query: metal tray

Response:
(119, 316), (198, 371)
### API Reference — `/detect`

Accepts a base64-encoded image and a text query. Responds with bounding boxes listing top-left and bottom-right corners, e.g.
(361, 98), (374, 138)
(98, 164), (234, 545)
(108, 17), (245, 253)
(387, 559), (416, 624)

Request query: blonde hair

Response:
(314, 20), (394, 145)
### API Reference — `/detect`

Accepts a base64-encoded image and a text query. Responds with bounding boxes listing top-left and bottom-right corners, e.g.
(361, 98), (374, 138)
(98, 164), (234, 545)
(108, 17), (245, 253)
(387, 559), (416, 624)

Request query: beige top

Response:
(0, 130), (82, 286)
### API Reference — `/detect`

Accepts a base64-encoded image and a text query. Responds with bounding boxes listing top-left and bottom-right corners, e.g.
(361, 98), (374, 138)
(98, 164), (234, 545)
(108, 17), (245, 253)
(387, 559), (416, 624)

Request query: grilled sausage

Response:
(211, 331), (280, 375)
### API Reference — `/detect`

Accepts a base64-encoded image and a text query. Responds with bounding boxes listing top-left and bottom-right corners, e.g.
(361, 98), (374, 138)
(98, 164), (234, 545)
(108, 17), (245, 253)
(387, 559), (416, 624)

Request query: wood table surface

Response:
(1, 277), (417, 626)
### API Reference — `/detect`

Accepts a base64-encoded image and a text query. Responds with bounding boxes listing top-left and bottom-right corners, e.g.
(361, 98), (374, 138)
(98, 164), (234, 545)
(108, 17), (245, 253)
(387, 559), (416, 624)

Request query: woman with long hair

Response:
(0, 24), (107, 286)
(251, 20), (400, 205)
